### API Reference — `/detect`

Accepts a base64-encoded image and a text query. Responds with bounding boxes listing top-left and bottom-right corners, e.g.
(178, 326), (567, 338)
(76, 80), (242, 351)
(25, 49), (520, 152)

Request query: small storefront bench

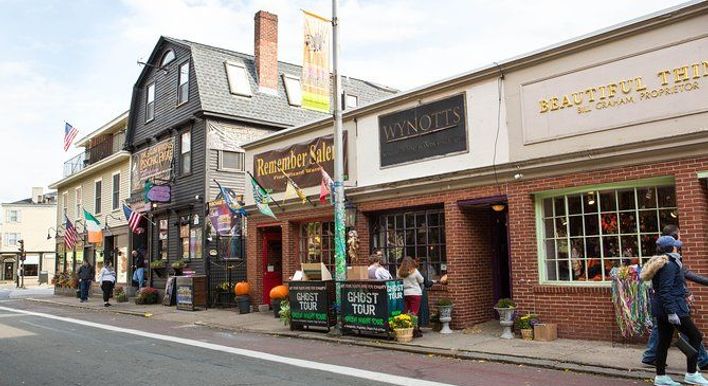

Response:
(340, 279), (404, 337)
(287, 280), (337, 331)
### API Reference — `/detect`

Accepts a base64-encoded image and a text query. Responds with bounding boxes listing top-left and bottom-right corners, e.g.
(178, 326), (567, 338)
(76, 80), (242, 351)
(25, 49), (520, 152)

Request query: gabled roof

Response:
(162, 36), (397, 127)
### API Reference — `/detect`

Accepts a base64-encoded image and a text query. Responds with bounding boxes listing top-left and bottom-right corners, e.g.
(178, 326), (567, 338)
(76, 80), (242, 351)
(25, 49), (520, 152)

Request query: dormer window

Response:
(161, 50), (175, 67)
(177, 60), (189, 105)
(345, 94), (358, 109)
(145, 82), (155, 122)
(225, 62), (252, 97)
(282, 74), (302, 107)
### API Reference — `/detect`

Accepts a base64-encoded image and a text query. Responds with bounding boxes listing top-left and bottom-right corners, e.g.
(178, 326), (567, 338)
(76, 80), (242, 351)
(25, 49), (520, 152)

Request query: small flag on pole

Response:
(83, 209), (102, 244)
(122, 203), (142, 233)
(279, 168), (307, 205)
(250, 175), (277, 219)
(320, 167), (333, 204)
(64, 215), (79, 249)
(214, 179), (247, 217)
(64, 123), (79, 152)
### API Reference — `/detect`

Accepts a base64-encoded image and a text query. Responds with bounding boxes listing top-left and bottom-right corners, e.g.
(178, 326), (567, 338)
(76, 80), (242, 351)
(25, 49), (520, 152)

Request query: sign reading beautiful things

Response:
(253, 134), (347, 193)
(131, 139), (174, 192)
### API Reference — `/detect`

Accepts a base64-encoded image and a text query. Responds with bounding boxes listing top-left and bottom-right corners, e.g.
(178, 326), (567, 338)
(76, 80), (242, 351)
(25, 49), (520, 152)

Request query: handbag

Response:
(675, 335), (698, 359)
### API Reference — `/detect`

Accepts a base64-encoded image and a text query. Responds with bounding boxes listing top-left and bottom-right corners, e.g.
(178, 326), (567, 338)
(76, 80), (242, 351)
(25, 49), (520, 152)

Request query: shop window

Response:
(373, 208), (446, 280)
(158, 219), (168, 260)
(299, 221), (346, 274)
(180, 218), (202, 260)
(23, 264), (38, 277)
(538, 181), (678, 284)
(180, 223), (190, 260)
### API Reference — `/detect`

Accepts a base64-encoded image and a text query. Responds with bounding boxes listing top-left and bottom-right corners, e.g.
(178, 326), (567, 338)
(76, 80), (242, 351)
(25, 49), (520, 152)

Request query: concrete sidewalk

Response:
(26, 294), (686, 381)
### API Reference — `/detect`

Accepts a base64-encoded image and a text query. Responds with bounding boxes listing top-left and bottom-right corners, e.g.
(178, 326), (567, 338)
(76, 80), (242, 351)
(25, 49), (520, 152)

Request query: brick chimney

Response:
(254, 11), (278, 92)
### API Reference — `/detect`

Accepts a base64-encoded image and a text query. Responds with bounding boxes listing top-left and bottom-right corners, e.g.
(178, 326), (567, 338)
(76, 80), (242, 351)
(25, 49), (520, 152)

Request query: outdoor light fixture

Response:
(491, 204), (506, 212)
(587, 192), (596, 206)
(344, 201), (357, 228)
(670, 211), (677, 218)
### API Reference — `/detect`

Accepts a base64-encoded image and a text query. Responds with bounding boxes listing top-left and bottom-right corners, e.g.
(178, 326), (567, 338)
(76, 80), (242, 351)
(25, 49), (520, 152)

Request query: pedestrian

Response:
(642, 225), (708, 369)
(641, 235), (708, 386)
(398, 256), (424, 337)
(97, 259), (116, 307)
(416, 258), (435, 328)
(77, 260), (94, 303)
(368, 254), (392, 280)
(131, 250), (145, 289)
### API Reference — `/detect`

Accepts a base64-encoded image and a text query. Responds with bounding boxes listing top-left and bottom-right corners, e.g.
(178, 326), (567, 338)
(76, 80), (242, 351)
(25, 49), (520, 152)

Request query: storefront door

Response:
(4, 262), (14, 280)
(491, 209), (511, 304)
(262, 231), (282, 305)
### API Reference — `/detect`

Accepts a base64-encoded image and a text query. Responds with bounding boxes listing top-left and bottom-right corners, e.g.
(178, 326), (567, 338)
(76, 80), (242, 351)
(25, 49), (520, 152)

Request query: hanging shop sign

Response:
(131, 139), (174, 192)
(521, 37), (708, 144)
(146, 184), (172, 203)
(378, 93), (467, 167)
(253, 133), (347, 193)
(340, 280), (404, 334)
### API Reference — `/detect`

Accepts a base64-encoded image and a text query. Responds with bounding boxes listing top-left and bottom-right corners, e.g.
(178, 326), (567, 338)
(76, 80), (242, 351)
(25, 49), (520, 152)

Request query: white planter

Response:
(494, 307), (516, 339)
(438, 305), (453, 334)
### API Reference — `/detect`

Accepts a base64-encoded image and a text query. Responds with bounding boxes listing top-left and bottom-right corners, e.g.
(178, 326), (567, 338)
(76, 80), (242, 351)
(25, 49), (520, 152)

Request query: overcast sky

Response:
(0, 0), (687, 203)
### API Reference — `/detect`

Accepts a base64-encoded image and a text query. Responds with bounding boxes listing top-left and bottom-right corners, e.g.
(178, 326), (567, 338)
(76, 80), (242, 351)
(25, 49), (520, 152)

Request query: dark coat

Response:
(651, 253), (690, 318)
(78, 264), (94, 281)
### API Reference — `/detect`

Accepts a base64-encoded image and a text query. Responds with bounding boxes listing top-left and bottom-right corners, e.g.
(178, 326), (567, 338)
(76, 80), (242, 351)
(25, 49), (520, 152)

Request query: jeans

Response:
(655, 315), (703, 375)
(643, 318), (708, 367)
(133, 267), (145, 288)
(79, 280), (91, 301)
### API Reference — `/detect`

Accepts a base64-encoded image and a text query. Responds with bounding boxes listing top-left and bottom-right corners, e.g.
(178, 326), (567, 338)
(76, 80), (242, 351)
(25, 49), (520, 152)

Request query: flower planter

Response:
(494, 307), (516, 339)
(438, 305), (453, 334)
(393, 328), (414, 343)
(521, 328), (533, 340)
(236, 296), (251, 314)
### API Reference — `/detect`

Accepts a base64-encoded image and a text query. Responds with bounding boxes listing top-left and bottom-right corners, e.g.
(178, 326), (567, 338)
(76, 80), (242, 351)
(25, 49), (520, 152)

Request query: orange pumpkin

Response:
(269, 285), (288, 300)
(234, 281), (250, 296)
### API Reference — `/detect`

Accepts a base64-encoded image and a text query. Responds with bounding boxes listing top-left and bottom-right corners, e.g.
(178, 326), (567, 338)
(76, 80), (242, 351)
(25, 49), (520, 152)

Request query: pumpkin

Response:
(234, 281), (250, 296)
(269, 285), (288, 300)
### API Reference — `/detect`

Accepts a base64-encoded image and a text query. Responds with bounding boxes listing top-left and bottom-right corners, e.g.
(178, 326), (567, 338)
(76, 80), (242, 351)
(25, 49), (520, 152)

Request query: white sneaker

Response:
(655, 375), (681, 386)
(685, 372), (708, 385)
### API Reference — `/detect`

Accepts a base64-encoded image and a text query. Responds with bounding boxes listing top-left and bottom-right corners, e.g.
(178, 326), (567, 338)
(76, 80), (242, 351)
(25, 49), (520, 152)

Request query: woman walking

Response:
(398, 256), (424, 337)
(641, 236), (708, 386)
(97, 260), (117, 307)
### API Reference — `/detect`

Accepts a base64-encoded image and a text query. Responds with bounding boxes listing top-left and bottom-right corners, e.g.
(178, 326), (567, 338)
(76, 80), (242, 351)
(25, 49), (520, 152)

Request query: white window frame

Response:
(160, 50), (175, 67)
(74, 187), (82, 218)
(94, 178), (102, 215)
(345, 94), (358, 109)
(535, 176), (677, 287)
(224, 61), (252, 97)
(180, 131), (191, 175)
(218, 150), (245, 172)
(177, 60), (190, 106)
(145, 82), (156, 122)
(62, 192), (68, 216)
(7, 209), (20, 223)
(5, 232), (20, 246)
(282, 74), (302, 107)
(111, 171), (121, 211)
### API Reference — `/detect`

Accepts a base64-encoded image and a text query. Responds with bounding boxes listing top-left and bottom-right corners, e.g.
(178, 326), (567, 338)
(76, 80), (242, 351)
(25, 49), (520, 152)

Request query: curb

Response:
(25, 297), (661, 381)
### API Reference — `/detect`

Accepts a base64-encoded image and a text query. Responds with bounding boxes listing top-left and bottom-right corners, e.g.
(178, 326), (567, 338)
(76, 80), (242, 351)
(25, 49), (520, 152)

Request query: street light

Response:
(344, 201), (357, 228)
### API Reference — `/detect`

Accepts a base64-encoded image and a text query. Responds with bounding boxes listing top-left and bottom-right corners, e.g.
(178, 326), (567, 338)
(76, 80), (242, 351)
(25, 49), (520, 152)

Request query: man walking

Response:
(77, 260), (94, 303)
(131, 250), (145, 289)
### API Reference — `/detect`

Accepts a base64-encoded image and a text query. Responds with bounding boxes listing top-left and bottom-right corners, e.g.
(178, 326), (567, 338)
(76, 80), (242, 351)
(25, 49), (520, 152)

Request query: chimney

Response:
(31, 187), (43, 204)
(254, 11), (278, 92)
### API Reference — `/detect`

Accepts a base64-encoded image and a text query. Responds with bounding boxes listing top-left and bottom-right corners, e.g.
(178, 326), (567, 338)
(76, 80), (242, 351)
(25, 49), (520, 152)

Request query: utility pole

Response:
(331, 0), (346, 334)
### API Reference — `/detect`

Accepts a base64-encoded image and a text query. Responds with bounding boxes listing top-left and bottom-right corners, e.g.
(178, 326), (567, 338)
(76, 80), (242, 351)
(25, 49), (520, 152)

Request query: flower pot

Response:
(521, 328), (533, 341)
(393, 328), (414, 343)
(494, 307), (516, 339)
(271, 299), (282, 318)
(236, 296), (251, 314)
(438, 305), (453, 334)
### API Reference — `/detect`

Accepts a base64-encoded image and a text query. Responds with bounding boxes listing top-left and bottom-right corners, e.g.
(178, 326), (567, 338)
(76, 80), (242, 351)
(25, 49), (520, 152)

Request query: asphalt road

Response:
(0, 299), (644, 386)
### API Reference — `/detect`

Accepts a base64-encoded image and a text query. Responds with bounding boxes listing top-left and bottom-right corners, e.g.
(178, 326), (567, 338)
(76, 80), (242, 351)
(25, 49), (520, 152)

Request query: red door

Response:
(262, 232), (283, 305)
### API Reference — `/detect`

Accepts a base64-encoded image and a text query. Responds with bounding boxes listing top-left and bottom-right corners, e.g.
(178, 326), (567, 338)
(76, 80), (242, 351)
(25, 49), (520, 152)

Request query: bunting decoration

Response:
(320, 167), (333, 204)
(278, 167), (308, 205)
(83, 209), (102, 244)
(249, 175), (277, 219)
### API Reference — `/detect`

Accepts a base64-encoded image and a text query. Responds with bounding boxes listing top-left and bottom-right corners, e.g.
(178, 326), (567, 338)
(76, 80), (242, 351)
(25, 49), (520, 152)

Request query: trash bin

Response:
(39, 271), (48, 284)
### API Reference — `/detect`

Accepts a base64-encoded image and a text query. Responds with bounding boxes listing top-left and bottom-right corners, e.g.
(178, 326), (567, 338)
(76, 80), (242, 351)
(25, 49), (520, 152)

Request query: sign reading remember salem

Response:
(521, 37), (708, 143)
(378, 94), (467, 167)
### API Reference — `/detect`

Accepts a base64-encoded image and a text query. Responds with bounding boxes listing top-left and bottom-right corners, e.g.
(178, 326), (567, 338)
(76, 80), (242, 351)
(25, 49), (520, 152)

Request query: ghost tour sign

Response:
(340, 280), (404, 334)
(288, 281), (336, 330)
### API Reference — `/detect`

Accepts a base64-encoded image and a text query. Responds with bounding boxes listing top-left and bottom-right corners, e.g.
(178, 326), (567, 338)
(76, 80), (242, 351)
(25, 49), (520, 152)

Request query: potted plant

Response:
(494, 298), (517, 339)
(516, 313), (539, 340)
(437, 298), (454, 334)
(389, 313), (417, 343)
(150, 260), (167, 278)
(234, 281), (251, 314)
(134, 287), (160, 305)
(279, 299), (291, 326)
(171, 259), (187, 275)
(269, 285), (289, 318)
(114, 286), (128, 303)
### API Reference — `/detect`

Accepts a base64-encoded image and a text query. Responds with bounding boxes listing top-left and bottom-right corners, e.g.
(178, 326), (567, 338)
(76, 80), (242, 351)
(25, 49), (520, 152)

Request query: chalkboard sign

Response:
(176, 282), (193, 311)
(288, 280), (336, 330)
(340, 280), (404, 334)
(163, 276), (176, 306)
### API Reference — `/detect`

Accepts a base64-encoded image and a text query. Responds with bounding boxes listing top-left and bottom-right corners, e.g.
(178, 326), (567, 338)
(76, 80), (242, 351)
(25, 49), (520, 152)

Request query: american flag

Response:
(64, 216), (79, 249)
(122, 203), (142, 233)
(64, 123), (79, 152)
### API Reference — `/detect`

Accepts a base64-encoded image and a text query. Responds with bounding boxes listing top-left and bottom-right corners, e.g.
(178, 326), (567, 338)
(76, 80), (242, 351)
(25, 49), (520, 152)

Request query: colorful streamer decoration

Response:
(611, 265), (652, 338)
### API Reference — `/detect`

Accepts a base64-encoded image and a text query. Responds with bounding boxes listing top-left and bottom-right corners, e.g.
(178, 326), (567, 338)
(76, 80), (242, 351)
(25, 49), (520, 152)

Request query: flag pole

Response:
(331, 0), (347, 335)
(247, 171), (286, 212)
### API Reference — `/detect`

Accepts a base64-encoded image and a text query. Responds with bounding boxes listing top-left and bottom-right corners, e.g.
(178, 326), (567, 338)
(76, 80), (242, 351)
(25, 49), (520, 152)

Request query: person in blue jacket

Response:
(643, 225), (708, 369)
(643, 235), (707, 386)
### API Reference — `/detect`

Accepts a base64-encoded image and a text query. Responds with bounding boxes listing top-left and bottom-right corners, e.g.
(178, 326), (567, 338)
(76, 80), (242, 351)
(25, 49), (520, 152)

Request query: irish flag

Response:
(83, 209), (103, 244)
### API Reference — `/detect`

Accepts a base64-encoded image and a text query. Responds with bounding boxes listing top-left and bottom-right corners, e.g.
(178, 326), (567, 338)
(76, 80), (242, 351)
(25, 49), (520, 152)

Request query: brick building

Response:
(242, 2), (708, 340)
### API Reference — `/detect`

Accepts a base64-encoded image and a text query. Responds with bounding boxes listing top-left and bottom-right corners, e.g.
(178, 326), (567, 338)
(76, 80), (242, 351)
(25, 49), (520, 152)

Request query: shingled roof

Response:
(163, 36), (397, 127)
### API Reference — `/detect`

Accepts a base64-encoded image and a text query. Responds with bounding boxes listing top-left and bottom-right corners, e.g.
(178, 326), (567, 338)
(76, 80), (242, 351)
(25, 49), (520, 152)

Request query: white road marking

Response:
(0, 306), (455, 386)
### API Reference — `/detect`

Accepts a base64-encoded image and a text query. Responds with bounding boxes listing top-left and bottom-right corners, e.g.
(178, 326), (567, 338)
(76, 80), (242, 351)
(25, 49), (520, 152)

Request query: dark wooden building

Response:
(124, 11), (396, 303)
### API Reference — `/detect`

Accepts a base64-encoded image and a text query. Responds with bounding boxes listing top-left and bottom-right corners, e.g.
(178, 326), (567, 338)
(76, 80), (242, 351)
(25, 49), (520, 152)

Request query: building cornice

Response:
(49, 151), (130, 190)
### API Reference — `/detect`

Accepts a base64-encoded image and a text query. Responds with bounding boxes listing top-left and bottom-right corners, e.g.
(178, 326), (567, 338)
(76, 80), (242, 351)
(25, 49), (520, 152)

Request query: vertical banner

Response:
(302, 10), (331, 113)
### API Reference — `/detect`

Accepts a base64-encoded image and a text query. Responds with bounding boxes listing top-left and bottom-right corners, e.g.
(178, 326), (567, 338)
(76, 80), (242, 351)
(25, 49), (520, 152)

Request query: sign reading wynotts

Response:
(131, 139), (174, 192)
(253, 134), (347, 193)
(378, 94), (467, 167)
